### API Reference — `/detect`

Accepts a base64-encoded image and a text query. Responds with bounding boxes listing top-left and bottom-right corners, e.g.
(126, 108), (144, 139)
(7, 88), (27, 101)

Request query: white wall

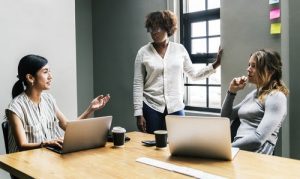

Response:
(0, 0), (77, 177)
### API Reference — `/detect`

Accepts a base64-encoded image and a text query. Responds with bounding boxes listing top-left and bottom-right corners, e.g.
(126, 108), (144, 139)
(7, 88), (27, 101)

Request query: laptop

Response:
(47, 116), (112, 154)
(166, 115), (239, 160)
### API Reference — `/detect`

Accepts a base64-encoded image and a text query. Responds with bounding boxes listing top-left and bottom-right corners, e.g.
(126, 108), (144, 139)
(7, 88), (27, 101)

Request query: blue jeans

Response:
(143, 102), (185, 134)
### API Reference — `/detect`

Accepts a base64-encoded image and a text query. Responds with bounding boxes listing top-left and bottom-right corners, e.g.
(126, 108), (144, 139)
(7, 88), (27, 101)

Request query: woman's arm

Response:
(221, 91), (240, 121)
(8, 111), (63, 151)
(55, 95), (111, 130)
(77, 94), (110, 119)
(133, 51), (147, 132)
(133, 52), (145, 117)
(221, 76), (247, 120)
(183, 47), (223, 80)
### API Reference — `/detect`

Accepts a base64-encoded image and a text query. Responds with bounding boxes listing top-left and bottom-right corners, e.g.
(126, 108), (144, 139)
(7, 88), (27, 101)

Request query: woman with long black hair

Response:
(6, 55), (110, 153)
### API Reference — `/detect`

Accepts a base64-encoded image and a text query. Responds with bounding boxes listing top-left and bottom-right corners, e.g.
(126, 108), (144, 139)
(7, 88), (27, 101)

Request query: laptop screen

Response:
(47, 116), (112, 154)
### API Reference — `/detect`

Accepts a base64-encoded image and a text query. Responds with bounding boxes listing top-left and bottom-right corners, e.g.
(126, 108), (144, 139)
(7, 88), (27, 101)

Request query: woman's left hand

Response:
(90, 94), (110, 111)
(212, 46), (223, 69)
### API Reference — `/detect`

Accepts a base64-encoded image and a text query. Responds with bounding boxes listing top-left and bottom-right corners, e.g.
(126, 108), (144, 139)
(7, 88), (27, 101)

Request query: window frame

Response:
(180, 0), (221, 113)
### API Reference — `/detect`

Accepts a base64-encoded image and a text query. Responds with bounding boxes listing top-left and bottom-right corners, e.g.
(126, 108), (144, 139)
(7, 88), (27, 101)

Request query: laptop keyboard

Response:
(46, 145), (63, 154)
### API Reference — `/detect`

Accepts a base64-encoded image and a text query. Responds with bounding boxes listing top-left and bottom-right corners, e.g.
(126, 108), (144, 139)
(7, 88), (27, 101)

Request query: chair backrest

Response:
(230, 117), (240, 142)
(2, 120), (9, 154)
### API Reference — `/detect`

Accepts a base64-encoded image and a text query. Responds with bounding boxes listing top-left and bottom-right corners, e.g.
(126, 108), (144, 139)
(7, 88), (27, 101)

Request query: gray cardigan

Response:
(221, 90), (287, 152)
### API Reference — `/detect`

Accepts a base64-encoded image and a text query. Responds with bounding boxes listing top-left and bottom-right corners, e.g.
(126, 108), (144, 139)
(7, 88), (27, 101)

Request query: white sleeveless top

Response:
(7, 92), (64, 153)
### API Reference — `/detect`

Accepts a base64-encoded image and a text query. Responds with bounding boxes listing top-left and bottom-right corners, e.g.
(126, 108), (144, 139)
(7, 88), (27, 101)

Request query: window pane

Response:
(208, 19), (220, 36)
(187, 0), (205, 13)
(192, 39), (207, 54)
(208, 0), (220, 10)
(191, 22), (206, 37)
(187, 86), (206, 107)
(208, 63), (221, 84)
(187, 64), (207, 84)
(209, 87), (221, 108)
(208, 37), (220, 53)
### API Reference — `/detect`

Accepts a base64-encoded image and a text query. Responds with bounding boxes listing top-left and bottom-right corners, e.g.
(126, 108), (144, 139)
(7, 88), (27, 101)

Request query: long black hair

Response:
(12, 55), (48, 98)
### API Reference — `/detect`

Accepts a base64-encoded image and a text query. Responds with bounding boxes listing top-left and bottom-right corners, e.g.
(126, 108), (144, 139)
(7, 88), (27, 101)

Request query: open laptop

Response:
(166, 115), (239, 160)
(47, 116), (112, 154)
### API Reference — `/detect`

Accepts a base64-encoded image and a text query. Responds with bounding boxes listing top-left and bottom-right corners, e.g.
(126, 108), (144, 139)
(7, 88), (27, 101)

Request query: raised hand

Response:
(212, 46), (223, 69)
(90, 94), (111, 111)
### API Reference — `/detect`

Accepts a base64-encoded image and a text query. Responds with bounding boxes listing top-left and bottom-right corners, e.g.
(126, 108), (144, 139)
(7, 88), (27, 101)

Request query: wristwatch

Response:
(227, 90), (237, 96)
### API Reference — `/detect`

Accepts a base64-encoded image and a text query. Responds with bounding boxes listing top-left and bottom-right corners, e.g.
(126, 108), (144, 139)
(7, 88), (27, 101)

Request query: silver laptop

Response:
(47, 116), (112, 154)
(166, 115), (239, 160)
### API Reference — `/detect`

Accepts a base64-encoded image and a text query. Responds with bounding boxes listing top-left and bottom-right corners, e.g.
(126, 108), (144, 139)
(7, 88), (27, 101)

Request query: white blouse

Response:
(7, 92), (63, 153)
(133, 42), (216, 116)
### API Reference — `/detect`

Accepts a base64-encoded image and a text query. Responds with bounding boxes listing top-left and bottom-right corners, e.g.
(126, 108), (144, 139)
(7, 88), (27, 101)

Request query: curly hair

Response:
(251, 49), (289, 102)
(145, 10), (177, 37)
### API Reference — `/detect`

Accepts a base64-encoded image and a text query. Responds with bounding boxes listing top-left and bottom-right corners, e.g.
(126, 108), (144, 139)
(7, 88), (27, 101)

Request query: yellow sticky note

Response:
(270, 23), (281, 34)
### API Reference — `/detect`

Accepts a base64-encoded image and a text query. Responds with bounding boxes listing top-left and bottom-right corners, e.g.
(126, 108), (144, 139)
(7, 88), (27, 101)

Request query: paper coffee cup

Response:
(154, 130), (168, 148)
(112, 127), (126, 147)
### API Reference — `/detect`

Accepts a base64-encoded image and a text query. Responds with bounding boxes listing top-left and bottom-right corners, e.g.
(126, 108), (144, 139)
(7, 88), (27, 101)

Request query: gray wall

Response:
(221, 0), (281, 102)
(221, 0), (283, 155)
(76, 0), (94, 115)
(280, 0), (290, 157)
(0, 0), (77, 178)
(91, 0), (167, 131)
(289, 0), (300, 159)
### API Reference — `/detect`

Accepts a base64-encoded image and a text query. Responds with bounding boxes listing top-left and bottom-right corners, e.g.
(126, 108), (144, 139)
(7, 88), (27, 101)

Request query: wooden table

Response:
(0, 132), (300, 179)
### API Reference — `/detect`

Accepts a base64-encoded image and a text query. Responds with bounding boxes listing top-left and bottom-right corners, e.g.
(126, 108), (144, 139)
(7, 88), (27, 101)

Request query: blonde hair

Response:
(251, 49), (289, 102)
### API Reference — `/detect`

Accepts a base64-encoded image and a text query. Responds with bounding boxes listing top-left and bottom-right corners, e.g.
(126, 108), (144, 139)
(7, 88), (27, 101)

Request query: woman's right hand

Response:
(136, 116), (147, 133)
(229, 76), (247, 93)
(89, 94), (111, 112)
(42, 138), (64, 149)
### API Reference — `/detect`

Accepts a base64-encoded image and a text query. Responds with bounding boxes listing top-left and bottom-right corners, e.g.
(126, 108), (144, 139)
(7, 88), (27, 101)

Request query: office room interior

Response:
(0, 0), (299, 178)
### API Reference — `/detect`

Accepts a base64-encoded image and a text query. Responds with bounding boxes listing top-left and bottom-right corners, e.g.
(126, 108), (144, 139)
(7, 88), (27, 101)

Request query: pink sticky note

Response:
(270, 8), (280, 20)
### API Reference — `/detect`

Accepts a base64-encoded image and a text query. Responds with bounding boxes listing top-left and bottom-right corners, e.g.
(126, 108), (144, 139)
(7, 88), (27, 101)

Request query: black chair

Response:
(2, 120), (9, 154)
(230, 117), (240, 142)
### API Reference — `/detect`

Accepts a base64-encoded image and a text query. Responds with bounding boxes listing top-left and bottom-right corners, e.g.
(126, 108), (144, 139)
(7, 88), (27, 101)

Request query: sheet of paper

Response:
(231, 147), (240, 159)
(269, 0), (279, 4)
(270, 23), (281, 34)
(136, 157), (226, 179)
(270, 8), (280, 20)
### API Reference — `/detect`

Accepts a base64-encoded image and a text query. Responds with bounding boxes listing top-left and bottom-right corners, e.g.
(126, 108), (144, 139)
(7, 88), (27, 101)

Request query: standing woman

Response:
(221, 49), (289, 155)
(133, 10), (223, 133)
(6, 55), (110, 153)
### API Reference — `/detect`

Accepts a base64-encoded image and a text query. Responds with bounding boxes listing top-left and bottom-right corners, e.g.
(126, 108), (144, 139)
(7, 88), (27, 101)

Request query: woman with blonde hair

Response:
(221, 49), (288, 155)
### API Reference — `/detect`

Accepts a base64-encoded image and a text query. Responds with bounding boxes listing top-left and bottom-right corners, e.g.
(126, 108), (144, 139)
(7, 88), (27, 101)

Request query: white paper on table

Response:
(136, 157), (226, 179)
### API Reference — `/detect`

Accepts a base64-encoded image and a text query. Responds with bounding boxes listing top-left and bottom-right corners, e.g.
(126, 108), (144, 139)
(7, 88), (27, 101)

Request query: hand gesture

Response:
(90, 94), (110, 112)
(229, 76), (247, 93)
(212, 46), (223, 69)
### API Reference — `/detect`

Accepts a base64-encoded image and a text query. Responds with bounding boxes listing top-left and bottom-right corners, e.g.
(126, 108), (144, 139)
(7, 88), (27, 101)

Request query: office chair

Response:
(3, 111), (20, 179)
(230, 117), (240, 142)
(2, 120), (9, 154)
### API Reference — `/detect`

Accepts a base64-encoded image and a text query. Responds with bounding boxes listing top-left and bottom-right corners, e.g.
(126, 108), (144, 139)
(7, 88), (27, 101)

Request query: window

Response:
(180, 0), (221, 113)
